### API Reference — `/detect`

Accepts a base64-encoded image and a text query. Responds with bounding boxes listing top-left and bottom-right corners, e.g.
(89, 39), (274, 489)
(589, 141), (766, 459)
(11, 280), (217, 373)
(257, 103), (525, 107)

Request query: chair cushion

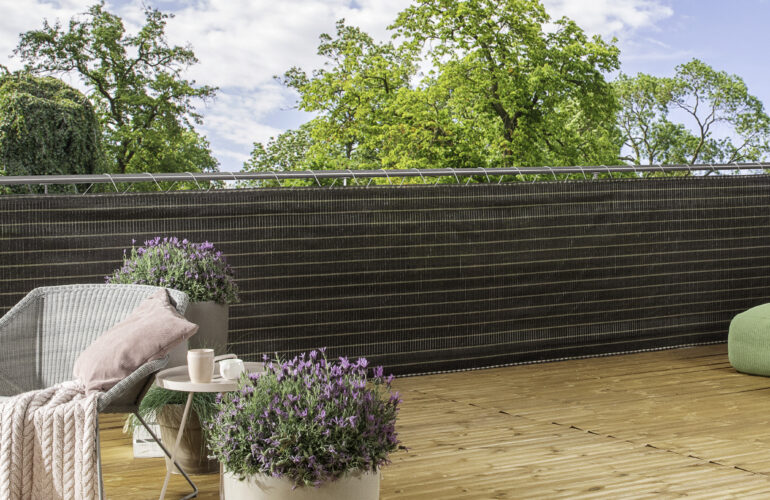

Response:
(74, 289), (198, 392)
(728, 303), (770, 376)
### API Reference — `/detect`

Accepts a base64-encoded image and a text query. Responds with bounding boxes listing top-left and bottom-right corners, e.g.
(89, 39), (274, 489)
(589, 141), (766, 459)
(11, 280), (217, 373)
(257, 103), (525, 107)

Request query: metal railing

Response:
(0, 162), (767, 190)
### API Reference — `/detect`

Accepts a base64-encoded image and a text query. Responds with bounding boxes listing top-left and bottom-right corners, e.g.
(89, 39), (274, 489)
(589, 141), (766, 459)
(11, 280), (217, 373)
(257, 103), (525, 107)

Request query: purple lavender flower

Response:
(205, 349), (401, 489)
(106, 237), (239, 304)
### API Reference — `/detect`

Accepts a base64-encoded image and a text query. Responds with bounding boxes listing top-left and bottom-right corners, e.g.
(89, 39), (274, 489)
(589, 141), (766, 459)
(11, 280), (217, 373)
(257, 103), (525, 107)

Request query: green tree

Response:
(615, 60), (770, 166)
(391, 0), (621, 167)
(280, 20), (417, 170)
(0, 71), (104, 192)
(14, 2), (218, 175)
(266, 0), (621, 175)
(243, 123), (322, 187)
(615, 73), (699, 165)
(671, 59), (770, 164)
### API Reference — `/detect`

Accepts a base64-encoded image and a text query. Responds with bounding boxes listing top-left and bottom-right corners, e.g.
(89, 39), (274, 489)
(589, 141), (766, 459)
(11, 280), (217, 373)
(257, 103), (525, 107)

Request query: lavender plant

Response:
(106, 236), (239, 304)
(206, 349), (402, 487)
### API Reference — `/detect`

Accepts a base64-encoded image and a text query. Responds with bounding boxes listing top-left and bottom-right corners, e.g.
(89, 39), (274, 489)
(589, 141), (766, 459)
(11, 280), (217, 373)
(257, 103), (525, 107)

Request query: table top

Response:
(155, 361), (264, 393)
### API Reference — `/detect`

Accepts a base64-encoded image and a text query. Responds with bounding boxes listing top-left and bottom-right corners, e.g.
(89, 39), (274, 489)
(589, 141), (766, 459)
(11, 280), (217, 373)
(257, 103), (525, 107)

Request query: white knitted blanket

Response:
(0, 381), (101, 500)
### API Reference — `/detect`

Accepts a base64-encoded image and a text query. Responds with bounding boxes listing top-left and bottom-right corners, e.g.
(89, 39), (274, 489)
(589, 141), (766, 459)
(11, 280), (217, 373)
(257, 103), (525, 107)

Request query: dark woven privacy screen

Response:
(2, 175), (770, 375)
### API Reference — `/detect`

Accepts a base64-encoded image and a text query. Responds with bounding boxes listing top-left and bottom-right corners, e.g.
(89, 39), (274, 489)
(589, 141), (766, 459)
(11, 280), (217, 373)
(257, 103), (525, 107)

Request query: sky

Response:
(1, 0), (769, 172)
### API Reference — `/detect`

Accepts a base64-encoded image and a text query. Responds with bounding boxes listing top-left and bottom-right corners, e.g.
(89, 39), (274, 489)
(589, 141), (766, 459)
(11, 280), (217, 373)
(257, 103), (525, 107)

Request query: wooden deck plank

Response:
(100, 344), (770, 498)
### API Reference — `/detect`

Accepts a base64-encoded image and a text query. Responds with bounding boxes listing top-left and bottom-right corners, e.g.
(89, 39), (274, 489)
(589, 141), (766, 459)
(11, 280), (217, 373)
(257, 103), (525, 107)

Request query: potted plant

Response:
(107, 236), (239, 353)
(131, 386), (220, 474)
(108, 236), (239, 462)
(206, 349), (403, 500)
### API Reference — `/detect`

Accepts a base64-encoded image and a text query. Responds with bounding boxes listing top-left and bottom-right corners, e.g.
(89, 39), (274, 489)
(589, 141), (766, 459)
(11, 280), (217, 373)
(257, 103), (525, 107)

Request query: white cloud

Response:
(202, 91), (286, 147)
(0, 0), (93, 70)
(544, 0), (673, 37)
(0, 0), (675, 171)
(216, 148), (252, 164)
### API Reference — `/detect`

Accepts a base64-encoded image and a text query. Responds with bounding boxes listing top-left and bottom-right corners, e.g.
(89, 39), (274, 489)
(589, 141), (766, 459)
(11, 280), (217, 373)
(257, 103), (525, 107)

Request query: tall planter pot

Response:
(222, 470), (380, 500)
(186, 301), (229, 352)
(157, 405), (218, 475)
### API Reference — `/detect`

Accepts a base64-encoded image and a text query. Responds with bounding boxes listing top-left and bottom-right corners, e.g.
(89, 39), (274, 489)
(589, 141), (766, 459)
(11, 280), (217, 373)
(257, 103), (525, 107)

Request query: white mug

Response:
(219, 358), (245, 379)
(187, 349), (215, 383)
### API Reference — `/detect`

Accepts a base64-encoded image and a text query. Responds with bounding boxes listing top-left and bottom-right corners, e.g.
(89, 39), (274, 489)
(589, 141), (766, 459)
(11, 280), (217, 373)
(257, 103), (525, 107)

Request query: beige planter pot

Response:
(186, 301), (229, 352)
(222, 470), (379, 500)
(157, 405), (218, 475)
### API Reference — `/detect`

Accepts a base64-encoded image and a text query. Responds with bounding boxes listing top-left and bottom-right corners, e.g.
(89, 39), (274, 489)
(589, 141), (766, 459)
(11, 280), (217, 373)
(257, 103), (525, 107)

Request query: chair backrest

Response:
(12, 284), (188, 390)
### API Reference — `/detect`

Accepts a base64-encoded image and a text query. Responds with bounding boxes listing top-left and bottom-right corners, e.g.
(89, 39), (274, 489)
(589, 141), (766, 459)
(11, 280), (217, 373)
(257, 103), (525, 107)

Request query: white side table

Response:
(155, 359), (264, 500)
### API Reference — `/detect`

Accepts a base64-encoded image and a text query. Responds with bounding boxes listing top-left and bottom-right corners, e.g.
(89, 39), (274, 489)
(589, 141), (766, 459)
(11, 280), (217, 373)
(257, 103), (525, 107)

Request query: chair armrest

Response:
(0, 291), (43, 395)
(0, 289), (41, 332)
(97, 356), (170, 412)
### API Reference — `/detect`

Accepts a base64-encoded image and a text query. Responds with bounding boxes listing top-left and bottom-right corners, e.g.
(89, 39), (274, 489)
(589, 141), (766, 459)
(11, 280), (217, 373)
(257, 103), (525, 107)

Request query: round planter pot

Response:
(186, 301), (229, 352)
(157, 404), (218, 475)
(222, 470), (380, 500)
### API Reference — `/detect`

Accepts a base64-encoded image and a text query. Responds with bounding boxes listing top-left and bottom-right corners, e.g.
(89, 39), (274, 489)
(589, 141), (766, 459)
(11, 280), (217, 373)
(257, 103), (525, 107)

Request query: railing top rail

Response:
(0, 163), (767, 186)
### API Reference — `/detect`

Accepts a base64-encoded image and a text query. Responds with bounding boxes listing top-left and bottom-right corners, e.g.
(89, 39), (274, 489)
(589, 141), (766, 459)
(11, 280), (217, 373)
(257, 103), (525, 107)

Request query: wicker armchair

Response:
(0, 284), (197, 499)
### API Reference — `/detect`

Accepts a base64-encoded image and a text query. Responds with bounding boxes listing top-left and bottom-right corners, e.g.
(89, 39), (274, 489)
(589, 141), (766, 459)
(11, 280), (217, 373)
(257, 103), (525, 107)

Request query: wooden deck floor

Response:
(100, 344), (770, 498)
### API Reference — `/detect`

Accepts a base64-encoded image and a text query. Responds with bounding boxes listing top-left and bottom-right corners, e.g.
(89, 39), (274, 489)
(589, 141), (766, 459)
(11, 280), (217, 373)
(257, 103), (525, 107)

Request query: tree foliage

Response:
(615, 73), (698, 165)
(14, 2), (218, 176)
(280, 20), (417, 170)
(616, 60), (770, 166)
(392, 0), (621, 167)
(0, 72), (103, 192)
(242, 123), (320, 187)
(248, 0), (622, 174)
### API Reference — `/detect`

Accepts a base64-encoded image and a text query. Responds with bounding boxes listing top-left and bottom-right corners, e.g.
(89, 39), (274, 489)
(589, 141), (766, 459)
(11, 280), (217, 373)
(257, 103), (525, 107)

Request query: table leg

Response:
(159, 392), (194, 500)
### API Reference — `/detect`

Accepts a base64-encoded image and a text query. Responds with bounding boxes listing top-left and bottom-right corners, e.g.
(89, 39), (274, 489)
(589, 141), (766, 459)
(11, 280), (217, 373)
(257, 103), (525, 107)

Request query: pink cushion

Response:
(73, 289), (198, 392)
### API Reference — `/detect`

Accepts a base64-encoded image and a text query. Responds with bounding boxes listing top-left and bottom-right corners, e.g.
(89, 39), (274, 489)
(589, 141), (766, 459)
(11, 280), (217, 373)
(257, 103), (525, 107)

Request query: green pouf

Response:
(728, 303), (770, 375)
